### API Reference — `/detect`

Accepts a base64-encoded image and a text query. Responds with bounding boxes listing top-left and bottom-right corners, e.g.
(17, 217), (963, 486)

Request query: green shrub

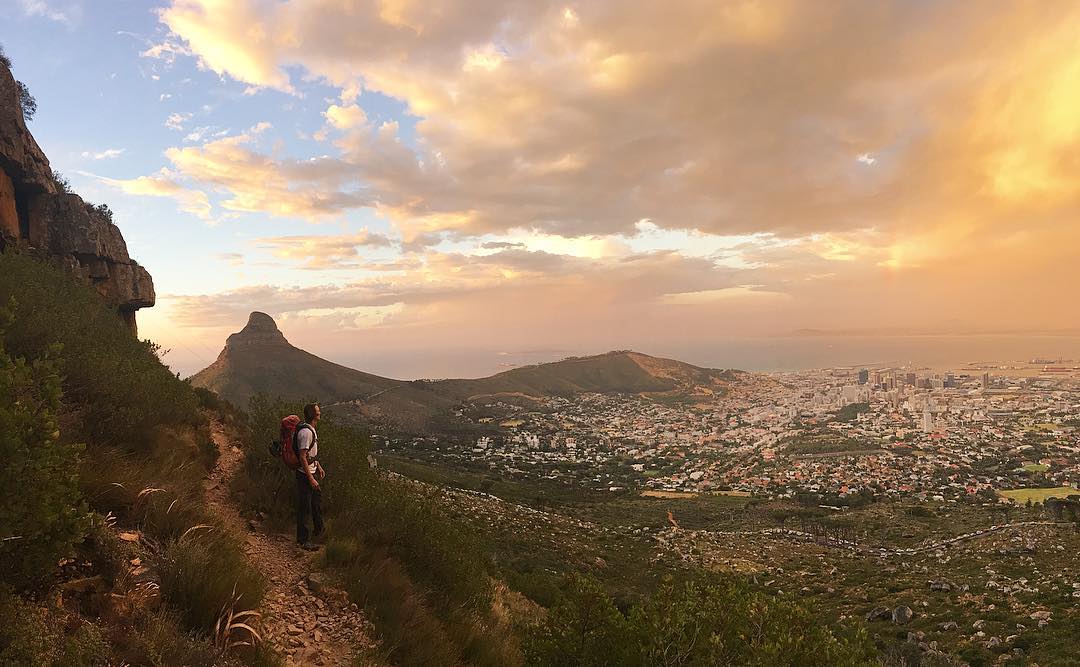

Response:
(0, 308), (90, 591)
(524, 576), (638, 666)
(0, 251), (266, 659)
(525, 576), (874, 666)
(158, 529), (265, 634)
(0, 251), (203, 450)
(0, 588), (62, 665)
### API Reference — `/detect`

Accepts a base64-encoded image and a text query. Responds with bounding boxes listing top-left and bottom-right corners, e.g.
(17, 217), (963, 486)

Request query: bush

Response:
(524, 576), (637, 666)
(158, 529), (266, 634)
(16, 80), (36, 122)
(0, 588), (112, 666)
(525, 576), (874, 666)
(51, 169), (71, 193)
(0, 251), (202, 449)
(0, 307), (90, 591)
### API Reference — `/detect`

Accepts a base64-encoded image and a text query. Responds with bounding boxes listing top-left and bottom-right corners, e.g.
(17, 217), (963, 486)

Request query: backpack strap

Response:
(293, 423), (314, 460)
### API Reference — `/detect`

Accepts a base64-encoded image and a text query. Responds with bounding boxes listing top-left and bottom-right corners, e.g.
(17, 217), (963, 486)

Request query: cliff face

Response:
(0, 62), (154, 332)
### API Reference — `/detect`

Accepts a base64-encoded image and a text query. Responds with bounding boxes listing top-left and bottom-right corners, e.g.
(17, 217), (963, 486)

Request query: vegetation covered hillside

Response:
(431, 350), (738, 400)
(0, 251), (274, 665)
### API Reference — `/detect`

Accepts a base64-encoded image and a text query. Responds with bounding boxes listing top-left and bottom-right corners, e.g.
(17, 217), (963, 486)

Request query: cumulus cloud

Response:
(137, 1), (1080, 375)
(324, 104), (367, 130)
(147, 2), (1078, 242)
(162, 126), (372, 219)
(97, 169), (213, 222)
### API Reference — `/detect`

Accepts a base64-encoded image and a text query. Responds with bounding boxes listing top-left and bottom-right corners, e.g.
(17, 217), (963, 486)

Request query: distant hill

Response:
(187, 312), (408, 405)
(190, 312), (738, 430)
(432, 350), (737, 401)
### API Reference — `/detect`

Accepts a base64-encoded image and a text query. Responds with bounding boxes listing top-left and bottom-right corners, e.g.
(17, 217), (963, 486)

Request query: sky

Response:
(3, 0), (1080, 379)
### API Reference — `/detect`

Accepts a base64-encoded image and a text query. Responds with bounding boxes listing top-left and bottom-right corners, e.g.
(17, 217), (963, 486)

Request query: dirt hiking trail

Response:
(205, 419), (376, 666)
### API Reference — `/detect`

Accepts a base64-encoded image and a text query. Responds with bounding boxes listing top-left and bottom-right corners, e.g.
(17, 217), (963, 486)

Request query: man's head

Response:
(303, 403), (321, 424)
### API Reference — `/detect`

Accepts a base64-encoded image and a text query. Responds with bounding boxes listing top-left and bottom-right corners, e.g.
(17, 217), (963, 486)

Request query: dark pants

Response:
(295, 471), (324, 544)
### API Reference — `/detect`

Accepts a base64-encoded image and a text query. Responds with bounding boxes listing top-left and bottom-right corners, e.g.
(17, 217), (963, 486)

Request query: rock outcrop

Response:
(0, 60), (153, 332)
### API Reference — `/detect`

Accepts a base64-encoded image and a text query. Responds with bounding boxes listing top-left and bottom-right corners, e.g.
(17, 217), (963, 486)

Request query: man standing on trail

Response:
(296, 403), (325, 551)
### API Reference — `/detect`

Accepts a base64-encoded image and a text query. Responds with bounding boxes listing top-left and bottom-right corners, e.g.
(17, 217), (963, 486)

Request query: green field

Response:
(999, 486), (1077, 503)
(1021, 463), (1050, 472)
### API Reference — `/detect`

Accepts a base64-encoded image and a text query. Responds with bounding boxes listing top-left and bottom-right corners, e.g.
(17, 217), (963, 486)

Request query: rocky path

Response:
(205, 419), (375, 666)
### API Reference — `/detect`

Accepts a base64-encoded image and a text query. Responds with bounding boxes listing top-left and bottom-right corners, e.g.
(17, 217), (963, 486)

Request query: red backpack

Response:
(271, 415), (304, 469)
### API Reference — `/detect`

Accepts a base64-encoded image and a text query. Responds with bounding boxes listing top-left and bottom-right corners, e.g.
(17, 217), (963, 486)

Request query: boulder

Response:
(305, 572), (330, 593)
(892, 605), (914, 625)
(865, 606), (892, 622)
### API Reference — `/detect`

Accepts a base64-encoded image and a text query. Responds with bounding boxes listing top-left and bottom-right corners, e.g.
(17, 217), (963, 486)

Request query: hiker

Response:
(295, 403), (325, 551)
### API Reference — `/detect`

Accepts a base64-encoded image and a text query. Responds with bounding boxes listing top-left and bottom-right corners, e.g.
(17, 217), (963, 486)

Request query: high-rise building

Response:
(905, 372), (917, 386)
(982, 372), (991, 390)
(858, 368), (869, 385)
(922, 405), (934, 433)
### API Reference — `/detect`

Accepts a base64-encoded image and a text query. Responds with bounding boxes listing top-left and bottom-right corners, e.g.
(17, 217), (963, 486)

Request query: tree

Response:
(524, 576), (639, 666)
(0, 306), (90, 590)
(16, 80), (36, 122)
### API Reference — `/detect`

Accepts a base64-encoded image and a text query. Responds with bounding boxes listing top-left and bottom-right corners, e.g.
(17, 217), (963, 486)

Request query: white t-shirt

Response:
(296, 425), (318, 474)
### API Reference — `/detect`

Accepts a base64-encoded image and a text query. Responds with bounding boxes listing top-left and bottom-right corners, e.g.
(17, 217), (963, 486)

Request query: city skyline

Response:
(4, 1), (1080, 377)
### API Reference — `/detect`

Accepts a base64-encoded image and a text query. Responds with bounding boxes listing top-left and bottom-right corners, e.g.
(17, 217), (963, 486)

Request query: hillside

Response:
(432, 350), (738, 401)
(190, 313), (739, 430)
(189, 311), (405, 406)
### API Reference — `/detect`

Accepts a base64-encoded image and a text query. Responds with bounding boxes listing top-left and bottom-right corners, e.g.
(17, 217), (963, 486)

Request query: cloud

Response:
(141, 39), (192, 64)
(161, 126), (373, 220)
(19, 0), (70, 24)
(324, 104), (367, 130)
(255, 230), (395, 269)
(136, 0), (1080, 375)
(97, 169), (213, 222)
(165, 112), (193, 130)
(81, 148), (125, 160)
(149, 1), (1080, 249)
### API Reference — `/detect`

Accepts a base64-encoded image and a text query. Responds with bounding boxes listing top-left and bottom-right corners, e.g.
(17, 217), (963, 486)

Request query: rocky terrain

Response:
(0, 60), (153, 332)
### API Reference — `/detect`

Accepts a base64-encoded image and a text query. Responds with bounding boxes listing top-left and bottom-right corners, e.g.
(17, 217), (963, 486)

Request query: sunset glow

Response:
(6, 1), (1080, 377)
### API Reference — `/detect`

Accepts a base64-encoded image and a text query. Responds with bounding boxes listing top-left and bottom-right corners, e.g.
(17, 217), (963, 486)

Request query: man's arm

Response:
(299, 449), (319, 489)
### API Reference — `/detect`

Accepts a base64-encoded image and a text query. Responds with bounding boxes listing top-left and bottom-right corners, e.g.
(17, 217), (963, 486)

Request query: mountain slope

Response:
(189, 312), (405, 407)
(190, 312), (738, 430)
(431, 350), (736, 400)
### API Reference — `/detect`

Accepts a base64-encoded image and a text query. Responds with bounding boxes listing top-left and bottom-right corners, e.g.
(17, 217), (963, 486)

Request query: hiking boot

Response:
(299, 542), (321, 552)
